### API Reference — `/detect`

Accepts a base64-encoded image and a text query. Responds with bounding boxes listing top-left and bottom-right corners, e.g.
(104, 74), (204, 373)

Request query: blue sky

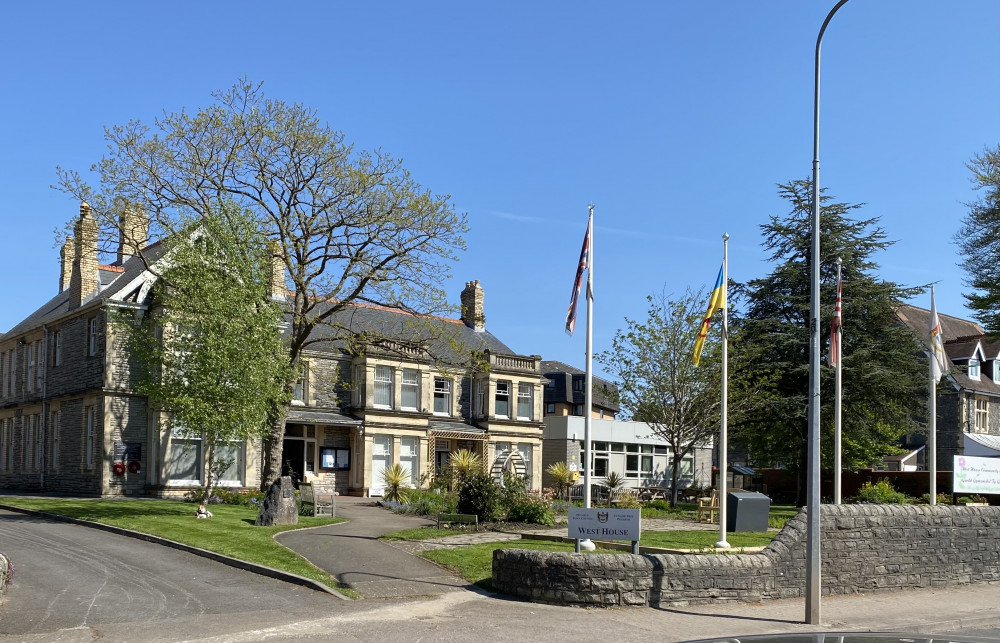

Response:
(1, 1), (997, 378)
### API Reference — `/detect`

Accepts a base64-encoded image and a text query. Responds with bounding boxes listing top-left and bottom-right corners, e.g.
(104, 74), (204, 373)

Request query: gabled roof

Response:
(2, 243), (167, 338)
(944, 337), (985, 362)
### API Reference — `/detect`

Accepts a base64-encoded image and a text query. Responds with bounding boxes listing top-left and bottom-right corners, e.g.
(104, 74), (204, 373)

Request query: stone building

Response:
(896, 304), (1000, 465)
(540, 360), (619, 419)
(0, 203), (545, 496)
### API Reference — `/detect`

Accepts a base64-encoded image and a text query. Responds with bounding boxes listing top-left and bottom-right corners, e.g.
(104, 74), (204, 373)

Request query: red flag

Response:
(565, 216), (591, 335)
(829, 269), (842, 368)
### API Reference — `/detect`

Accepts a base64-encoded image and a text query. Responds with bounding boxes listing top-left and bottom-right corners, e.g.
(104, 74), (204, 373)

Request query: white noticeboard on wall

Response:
(953, 455), (1000, 495)
(568, 508), (641, 541)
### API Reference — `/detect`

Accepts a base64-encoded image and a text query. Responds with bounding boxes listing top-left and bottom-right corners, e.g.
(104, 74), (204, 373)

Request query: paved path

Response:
(0, 509), (345, 640)
(276, 498), (468, 599)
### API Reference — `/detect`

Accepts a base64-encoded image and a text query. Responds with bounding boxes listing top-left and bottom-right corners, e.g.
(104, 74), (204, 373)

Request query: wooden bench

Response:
(300, 482), (336, 517)
(436, 513), (478, 529)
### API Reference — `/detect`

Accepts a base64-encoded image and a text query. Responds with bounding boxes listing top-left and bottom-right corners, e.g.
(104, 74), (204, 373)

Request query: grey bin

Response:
(726, 491), (770, 532)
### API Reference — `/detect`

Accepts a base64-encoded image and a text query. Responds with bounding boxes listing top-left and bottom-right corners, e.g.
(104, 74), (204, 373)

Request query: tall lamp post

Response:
(808, 0), (850, 626)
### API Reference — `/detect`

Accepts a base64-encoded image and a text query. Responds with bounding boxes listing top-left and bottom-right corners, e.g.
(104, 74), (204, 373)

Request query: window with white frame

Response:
(516, 442), (532, 487)
(26, 342), (36, 393)
(34, 341), (43, 391)
(495, 380), (510, 418)
(53, 330), (62, 367)
(591, 443), (609, 477)
(401, 368), (420, 411)
(24, 415), (35, 470)
(517, 383), (532, 420)
(494, 441), (510, 461)
(994, 361), (1000, 383)
(50, 410), (59, 471)
(85, 406), (95, 469)
(374, 365), (394, 408)
(2, 419), (11, 471)
(353, 364), (365, 407)
(88, 318), (98, 356)
(474, 378), (485, 417)
(33, 415), (41, 471)
(400, 437), (419, 486)
(0, 418), (7, 471)
(975, 397), (989, 432)
(215, 441), (245, 485)
(0, 352), (5, 398)
(166, 427), (203, 484)
(969, 358), (981, 380)
(292, 362), (307, 405)
(433, 378), (451, 415)
(4, 350), (12, 396)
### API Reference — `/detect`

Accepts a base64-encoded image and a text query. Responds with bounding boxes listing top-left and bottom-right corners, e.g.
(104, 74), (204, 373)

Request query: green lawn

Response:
(0, 497), (355, 597)
(380, 527), (465, 540)
(639, 529), (773, 550)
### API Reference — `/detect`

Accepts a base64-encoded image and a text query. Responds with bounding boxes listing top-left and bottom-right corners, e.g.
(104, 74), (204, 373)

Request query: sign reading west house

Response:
(954, 455), (1000, 494)
(568, 508), (640, 541)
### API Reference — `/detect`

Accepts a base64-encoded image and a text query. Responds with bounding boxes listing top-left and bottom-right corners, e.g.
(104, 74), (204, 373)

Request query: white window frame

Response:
(50, 410), (59, 471)
(969, 358), (981, 380)
(474, 378), (485, 418)
(53, 330), (62, 367)
(374, 365), (394, 409)
(215, 440), (246, 486)
(26, 342), (36, 393)
(517, 383), (533, 421)
(975, 397), (989, 433)
(353, 364), (365, 408)
(0, 418), (7, 472)
(165, 426), (204, 485)
(292, 362), (307, 405)
(401, 368), (420, 411)
(399, 436), (420, 486)
(433, 378), (452, 416)
(88, 318), (98, 356)
(0, 352), (5, 399)
(24, 415), (35, 470)
(516, 442), (533, 488)
(495, 380), (511, 419)
(85, 406), (95, 469)
(34, 341), (43, 391)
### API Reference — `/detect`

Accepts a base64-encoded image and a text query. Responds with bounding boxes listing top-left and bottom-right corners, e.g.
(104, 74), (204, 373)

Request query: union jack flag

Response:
(565, 216), (591, 335)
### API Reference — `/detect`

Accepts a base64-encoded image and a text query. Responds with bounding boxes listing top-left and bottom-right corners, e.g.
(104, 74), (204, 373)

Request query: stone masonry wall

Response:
(492, 504), (1000, 607)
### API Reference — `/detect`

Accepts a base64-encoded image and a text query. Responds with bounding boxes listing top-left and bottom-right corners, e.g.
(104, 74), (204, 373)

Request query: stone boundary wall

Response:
(492, 504), (1000, 607)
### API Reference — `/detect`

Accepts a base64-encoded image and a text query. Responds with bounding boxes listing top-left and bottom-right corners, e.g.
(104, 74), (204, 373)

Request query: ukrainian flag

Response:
(693, 264), (725, 366)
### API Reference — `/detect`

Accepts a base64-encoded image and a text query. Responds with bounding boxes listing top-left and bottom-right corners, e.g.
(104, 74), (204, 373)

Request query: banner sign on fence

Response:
(953, 455), (1000, 495)
(568, 508), (640, 541)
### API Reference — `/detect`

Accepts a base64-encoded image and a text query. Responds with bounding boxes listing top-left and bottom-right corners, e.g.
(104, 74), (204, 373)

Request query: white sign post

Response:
(568, 508), (641, 553)
(953, 455), (1000, 495)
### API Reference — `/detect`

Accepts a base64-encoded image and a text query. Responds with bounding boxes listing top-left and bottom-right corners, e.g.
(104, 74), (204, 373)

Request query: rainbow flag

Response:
(693, 264), (725, 366)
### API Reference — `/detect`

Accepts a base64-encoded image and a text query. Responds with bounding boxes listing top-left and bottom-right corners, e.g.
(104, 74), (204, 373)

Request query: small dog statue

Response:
(195, 504), (213, 519)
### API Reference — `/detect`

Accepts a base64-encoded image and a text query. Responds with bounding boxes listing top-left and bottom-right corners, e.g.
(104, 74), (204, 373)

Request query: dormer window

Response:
(994, 361), (1000, 383)
(969, 358), (980, 380)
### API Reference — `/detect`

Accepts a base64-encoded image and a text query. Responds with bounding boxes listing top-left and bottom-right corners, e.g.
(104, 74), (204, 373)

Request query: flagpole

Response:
(584, 204), (594, 513)
(834, 257), (843, 505)
(715, 234), (730, 549)
(929, 285), (938, 505)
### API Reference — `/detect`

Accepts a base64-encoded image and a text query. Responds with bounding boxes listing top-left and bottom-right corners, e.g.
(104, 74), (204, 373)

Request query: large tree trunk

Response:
(260, 410), (289, 492)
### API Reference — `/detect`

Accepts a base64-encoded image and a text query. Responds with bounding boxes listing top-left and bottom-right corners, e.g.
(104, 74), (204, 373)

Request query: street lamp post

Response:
(808, 0), (850, 626)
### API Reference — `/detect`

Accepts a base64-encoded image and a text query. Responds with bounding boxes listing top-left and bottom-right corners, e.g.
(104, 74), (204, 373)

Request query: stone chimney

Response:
(69, 202), (99, 309)
(269, 241), (286, 299)
(116, 206), (149, 264)
(59, 236), (74, 292)
(460, 280), (485, 331)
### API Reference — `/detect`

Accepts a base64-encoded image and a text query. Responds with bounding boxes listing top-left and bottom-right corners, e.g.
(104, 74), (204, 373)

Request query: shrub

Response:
(449, 449), (483, 484)
(186, 488), (266, 507)
(499, 470), (528, 512)
(457, 471), (504, 522)
(851, 479), (910, 505)
(382, 463), (411, 503)
(647, 499), (672, 512)
(615, 491), (642, 509)
(507, 493), (555, 525)
(551, 499), (574, 515)
(918, 492), (952, 505)
(956, 494), (988, 505)
(545, 462), (574, 500)
(406, 488), (458, 515)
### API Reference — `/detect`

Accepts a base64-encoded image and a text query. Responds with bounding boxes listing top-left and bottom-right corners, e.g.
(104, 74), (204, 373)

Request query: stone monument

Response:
(255, 476), (299, 526)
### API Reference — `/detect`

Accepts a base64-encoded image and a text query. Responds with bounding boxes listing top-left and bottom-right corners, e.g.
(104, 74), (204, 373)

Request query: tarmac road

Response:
(0, 509), (352, 640)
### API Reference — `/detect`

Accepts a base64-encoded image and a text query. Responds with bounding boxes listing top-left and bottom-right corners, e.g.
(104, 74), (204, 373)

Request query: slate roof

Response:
(897, 304), (1000, 397)
(965, 432), (1000, 452)
(300, 300), (518, 365)
(2, 243), (167, 338)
